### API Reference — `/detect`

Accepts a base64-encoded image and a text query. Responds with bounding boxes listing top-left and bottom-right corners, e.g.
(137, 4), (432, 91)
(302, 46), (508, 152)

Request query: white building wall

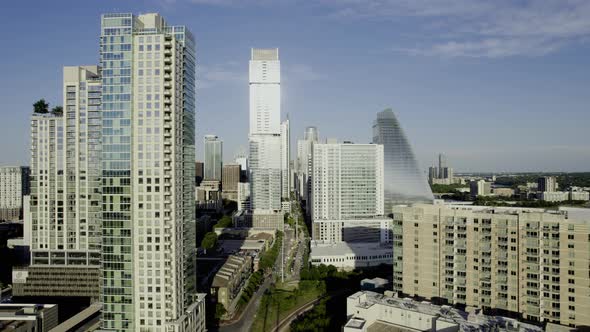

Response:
(248, 48), (282, 213)
(312, 143), (384, 222)
(0, 166), (23, 214)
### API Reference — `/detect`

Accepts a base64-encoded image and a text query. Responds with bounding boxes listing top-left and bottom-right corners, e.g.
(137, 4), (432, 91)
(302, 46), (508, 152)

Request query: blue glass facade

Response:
(100, 13), (135, 331)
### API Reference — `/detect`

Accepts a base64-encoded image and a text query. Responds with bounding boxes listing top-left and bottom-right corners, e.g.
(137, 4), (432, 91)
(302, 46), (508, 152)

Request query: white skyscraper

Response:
(248, 48), (282, 213)
(280, 118), (290, 200)
(99, 13), (204, 331)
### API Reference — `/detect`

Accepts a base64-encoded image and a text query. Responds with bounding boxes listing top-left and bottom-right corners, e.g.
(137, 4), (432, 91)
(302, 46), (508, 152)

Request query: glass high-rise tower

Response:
(100, 13), (204, 331)
(372, 109), (433, 212)
(203, 135), (222, 181)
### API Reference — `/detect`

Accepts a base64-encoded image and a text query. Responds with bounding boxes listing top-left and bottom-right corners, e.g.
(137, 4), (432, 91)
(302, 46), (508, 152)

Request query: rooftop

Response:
(310, 241), (393, 257)
(347, 291), (542, 332)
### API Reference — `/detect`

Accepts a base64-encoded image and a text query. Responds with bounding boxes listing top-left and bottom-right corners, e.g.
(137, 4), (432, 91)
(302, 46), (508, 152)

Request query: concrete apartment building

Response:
(0, 166), (29, 221)
(538, 176), (558, 192)
(470, 179), (492, 198)
(14, 66), (103, 299)
(391, 203), (590, 329)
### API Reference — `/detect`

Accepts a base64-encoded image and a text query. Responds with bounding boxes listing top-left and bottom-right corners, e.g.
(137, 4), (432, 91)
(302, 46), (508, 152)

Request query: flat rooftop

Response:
(310, 242), (393, 257)
(347, 291), (542, 332)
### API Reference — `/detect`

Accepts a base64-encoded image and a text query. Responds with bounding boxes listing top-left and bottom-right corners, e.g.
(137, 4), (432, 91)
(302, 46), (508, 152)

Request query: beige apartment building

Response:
(392, 203), (590, 329)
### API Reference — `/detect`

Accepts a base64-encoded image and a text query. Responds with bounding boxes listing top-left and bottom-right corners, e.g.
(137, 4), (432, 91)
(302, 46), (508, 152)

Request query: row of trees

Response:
(33, 99), (62, 116)
(259, 231), (283, 271)
(237, 270), (264, 309)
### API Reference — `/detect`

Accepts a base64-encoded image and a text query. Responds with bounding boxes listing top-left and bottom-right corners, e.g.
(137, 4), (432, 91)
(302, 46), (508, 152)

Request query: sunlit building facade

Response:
(99, 13), (203, 331)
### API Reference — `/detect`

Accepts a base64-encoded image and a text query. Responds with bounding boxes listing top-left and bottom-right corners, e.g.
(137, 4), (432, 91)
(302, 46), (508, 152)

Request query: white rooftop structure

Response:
(310, 241), (393, 270)
(345, 291), (543, 332)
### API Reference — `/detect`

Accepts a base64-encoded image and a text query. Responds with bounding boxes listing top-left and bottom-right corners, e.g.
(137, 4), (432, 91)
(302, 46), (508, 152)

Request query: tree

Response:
(215, 215), (232, 228)
(215, 302), (227, 320)
(33, 99), (49, 114)
(201, 232), (218, 254)
(51, 106), (63, 116)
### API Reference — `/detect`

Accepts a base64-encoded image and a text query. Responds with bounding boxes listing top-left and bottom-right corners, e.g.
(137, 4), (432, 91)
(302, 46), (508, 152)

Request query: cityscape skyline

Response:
(1, 4), (590, 331)
(1, 1), (590, 172)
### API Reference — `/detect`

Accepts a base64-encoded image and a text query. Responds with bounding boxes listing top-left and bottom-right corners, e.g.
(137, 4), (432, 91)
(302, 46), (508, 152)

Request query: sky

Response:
(0, 0), (589, 172)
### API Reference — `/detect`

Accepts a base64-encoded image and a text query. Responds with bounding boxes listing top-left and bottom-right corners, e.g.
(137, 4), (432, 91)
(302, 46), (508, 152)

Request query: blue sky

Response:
(1, 0), (589, 172)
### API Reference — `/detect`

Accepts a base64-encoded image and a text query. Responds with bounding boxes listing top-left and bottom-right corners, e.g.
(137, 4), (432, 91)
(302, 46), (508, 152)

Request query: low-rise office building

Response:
(493, 187), (515, 197)
(569, 190), (589, 201)
(310, 241), (393, 270)
(391, 203), (590, 328)
(0, 303), (58, 332)
(538, 191), (569, 202)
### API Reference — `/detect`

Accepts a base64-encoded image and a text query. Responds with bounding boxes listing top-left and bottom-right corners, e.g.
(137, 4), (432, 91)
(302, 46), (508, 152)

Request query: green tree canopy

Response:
(201, 232), (218, 250)
(215, 215), (232, 228)
(51, 106), (63, 116)
(33, 99), (49, 114)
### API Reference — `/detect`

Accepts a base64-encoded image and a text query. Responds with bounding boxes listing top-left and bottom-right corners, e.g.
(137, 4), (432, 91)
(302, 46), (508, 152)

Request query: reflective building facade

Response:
(372, 109), (433, 211)
(100, 13), (203, 331)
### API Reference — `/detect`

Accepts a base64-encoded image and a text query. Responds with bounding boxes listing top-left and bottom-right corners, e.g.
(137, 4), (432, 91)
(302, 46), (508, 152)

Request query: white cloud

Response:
(160, 0), (590, 58)
(324, 0), (590, 58)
